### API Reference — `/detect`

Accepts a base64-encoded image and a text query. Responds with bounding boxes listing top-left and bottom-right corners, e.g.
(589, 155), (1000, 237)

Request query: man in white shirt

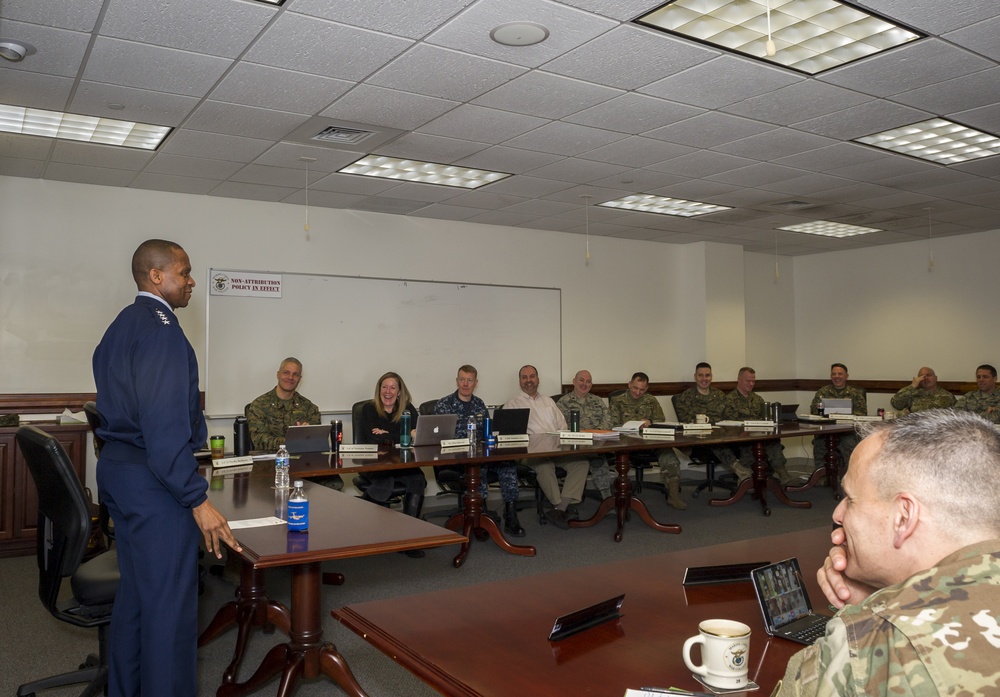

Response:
(504, 365), (588, 529)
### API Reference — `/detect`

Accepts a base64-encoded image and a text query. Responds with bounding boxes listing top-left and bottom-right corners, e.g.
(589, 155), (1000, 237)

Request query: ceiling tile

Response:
(84, 37), (233, 97)
(579, 137), (695, 168)
(130, 172), (220, 195)
(280, 189), (369, 209)
(0, 133), (53, 159)
(586, 168), (686, 192)
(309, 172), (398, 195)
(321, 85), (458, 131)
(230, 164), (326, 188)
(524, 157), (631, 185)
(818, 39), (993, 98)
(452, 146), (563, 175)
(210, 63), (353, 114)
(859, 0), (1000, 34)
(1, 157), (47, 177)
(50, 141), (153, 170)
(160, 130), (272, 162)
(543, 24), (719, 90)
(100, 0), (275, 58)
(505, 121), (627, 156)
(407, 203), (486, 221)
(944, 16), (1000, 62)
(43, 162), (137, 187)
(647, 151), (758, 177)
(426, 0), (616, 68)
(243, 13), (412, 81)
(0, 69), (74, 111)
(0, 0), (104, 31)
(292, 0), (475, 40)
(472, 71), (622, 120)
(208, 181), (298, 202)
(376, 182), (465, 203)
(712, 128), (837, 161)
(0, 21), (90, 78)
(470, 174), (574, 198)
(368, 44), (526, 102)
(144, 153), (244, 180)
(791, 100), (931, 140)
(71, 82), (199, 126)
(375, 132), (490, 163)
(640, 55), (802, 109)
(892, 66), (1000, 115)
(950, 104), (1000, 136)
(251, 143), (366, 172)
(350, 196), (431, 215)
(564, 93), (704, 134)
(417, 104), (548, 143)
(646, 112), (777, 149)
(722, 80), (874, 126)
(183, 101), (310, 140)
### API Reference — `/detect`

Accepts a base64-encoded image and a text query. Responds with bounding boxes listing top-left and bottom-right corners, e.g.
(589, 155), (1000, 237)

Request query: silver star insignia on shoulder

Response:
(155, 309), (171, 325)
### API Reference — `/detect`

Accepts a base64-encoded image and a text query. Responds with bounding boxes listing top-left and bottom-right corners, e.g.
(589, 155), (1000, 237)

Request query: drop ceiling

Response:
(1, 0), (998, 255)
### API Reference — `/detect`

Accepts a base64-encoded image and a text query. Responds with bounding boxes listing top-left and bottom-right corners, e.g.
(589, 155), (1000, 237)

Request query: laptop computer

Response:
(491, 407), (530, 435)
(751, 558), (832, 645)
(823, 398), (853, 415)
(780, 404), (799, 422)
(283, 424), (331, 454)
(412, 413), (458, 446)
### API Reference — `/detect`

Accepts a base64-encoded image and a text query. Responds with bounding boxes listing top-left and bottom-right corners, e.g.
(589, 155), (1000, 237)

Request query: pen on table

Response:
(638, 688), (714, 697)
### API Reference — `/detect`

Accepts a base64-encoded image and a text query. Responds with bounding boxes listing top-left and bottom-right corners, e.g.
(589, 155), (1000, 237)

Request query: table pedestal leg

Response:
(711, 440), (811, 515)
(787, 433), (842, 500)
(199, 563), (291, 684)
(217, 562), (369, 697)
(446, 462), (535, 568)
(571, 451), (681, 541)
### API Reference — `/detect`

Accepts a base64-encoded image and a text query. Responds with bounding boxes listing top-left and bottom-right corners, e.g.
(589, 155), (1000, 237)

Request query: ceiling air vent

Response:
(284, 117), (406, 152)
(311, 125), (377, 145)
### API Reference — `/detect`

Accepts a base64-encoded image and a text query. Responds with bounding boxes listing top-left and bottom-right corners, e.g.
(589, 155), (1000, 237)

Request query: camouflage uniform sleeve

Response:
(852, 387), (868, 416)
(781, 619), (854, 697)
(650, 395), (665, 421)
(247, 394), (281, 452)
(609, 396), (625, 426)
(890, 386), (916, 411)
(303, 398), (321, 425)
(810, 389), (824, 415)
(934, 388), (956, 408)
(556, 395), (573, 421)
(674, 390), (694, 423)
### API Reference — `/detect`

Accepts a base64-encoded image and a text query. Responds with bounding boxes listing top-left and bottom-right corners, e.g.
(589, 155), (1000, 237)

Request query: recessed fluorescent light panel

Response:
(338, 155), (511, 189)
(854, 118), (1000, 165)
(779, 221), (880, 238)
(0, 104), (170, 150)
(635, 0), (921, 75)
(599, 194), (731, 217)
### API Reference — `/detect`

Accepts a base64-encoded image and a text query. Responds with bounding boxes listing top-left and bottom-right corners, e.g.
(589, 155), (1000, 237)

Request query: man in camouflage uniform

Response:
(890, 366), (955, 414)
(721, 367), (794, 485)
(957, 364), (1000, 424)
(781, 410), (1000, 697)
(247, 357), (321, 451)
(609, 372), (686, 510)
(557, 370), (614, 500)
(810, 362), (867, 469)
(674, 362), (740, 482)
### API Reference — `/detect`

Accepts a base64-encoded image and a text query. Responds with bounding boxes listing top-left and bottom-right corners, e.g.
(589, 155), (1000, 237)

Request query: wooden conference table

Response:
(199, 469), (466, 697)
(290, 421), (854, 557)
(334, 526), (834, 697)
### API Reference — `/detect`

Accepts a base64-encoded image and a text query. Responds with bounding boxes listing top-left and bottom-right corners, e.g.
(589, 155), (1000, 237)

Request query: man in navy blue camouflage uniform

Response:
(94, 239), (239, 697)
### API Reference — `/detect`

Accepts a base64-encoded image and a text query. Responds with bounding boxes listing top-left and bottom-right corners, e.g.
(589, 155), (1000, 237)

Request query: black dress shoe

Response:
(503, 501), (525, 537)
(544, 509), (571, 530)
(400, 549), (425, 558)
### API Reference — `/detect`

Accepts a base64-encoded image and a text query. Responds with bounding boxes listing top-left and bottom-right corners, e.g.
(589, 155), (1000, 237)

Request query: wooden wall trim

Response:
(0, 392), (206, 414)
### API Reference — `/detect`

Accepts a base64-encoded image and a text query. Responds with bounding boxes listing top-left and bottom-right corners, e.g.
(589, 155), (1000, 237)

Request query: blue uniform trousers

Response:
(98, 459), (200, 697)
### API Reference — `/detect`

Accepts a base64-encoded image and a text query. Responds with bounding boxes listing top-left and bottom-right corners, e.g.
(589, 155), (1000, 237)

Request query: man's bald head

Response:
(132, 239), (184, 290)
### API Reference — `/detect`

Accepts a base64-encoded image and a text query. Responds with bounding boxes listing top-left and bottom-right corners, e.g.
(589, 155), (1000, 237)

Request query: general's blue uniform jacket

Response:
(93, 295), (208, 508)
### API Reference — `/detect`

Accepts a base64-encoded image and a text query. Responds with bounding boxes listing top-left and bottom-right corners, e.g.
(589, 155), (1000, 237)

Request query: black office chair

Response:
(16, 425), (119, 697)
(608, 389), (663, 494)
(669, 395), (737, 498)
(350, 399), (407, 506)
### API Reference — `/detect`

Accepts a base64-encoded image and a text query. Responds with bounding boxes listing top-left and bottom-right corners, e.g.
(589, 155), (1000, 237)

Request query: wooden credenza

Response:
(0, 423), (89, 557)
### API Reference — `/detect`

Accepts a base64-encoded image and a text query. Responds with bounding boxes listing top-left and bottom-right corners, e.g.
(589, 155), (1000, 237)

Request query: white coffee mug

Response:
(682, 619), (751, 690)
(695, 413), (709, 424)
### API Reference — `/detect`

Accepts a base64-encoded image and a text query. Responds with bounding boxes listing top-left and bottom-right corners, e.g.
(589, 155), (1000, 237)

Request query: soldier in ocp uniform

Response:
(557, 370), (614, 500)
(890, 366), (955, 414)
(957, 364), (1000, 424)
(781, 410), (1000, 697)
(721, 367), (794, 485)
(810, 362), (867, 468)
(247, 357), (321, 451)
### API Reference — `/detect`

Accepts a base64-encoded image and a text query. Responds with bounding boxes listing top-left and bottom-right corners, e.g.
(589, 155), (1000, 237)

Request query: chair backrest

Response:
(608, 389), (626, 401)
(670, 394), (680, 417)
(16, 425), (92, 612)
(418, 399), (438, 416)
(352, 399), (369, 443)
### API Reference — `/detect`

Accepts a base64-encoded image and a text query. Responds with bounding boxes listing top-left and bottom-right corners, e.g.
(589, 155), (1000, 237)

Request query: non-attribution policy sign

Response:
(209, 270), (282, 298)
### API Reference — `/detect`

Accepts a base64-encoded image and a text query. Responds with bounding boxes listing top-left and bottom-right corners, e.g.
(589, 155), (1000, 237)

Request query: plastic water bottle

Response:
(467, 415), (477, 446)
(287, 480), (309, 532)
(275, 444), (290, 489)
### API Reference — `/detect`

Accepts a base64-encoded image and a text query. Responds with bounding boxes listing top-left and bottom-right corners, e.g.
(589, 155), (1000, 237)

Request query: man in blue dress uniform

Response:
(93, 239), (240, 697)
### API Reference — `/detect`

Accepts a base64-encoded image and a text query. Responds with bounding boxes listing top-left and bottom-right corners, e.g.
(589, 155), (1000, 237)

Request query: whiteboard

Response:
(205, 271), (562, 417)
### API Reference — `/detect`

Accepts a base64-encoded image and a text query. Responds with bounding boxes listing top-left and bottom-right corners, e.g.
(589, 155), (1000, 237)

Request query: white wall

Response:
(792, 229), (1000, 384)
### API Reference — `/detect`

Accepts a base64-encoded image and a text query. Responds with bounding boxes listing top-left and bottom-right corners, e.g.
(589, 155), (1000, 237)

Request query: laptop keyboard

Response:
(790, 619), (829, 643)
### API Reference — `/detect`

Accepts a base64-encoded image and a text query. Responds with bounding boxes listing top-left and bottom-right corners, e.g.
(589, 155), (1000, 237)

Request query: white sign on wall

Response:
(209, 270), (282, 298)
